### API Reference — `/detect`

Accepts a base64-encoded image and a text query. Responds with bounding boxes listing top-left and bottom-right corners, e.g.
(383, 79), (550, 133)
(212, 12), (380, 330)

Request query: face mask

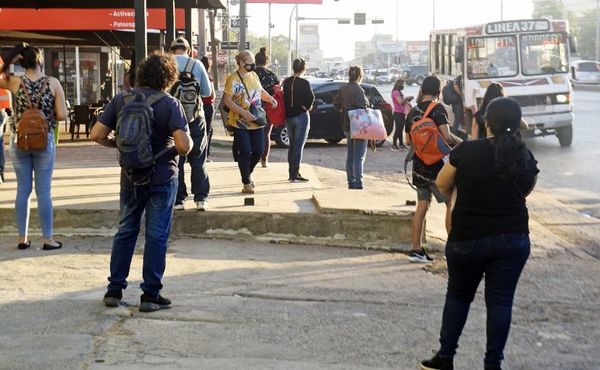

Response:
(244, 63), (256, 72)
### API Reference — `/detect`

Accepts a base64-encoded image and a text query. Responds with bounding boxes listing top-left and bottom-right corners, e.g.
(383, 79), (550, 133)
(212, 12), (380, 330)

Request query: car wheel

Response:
(416, 75), (425, 85)
(274, 126), (290, 148)
(325, 138), (343, 144)
(556, 125), (573, 147)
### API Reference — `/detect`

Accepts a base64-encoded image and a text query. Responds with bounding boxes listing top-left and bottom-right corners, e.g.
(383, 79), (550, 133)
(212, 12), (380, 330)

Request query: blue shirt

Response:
(99, 87), (189, 185)
(174, 55), (211, 97)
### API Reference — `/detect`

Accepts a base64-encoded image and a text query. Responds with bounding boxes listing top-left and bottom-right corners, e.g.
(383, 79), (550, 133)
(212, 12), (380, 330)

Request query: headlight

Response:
(556, 94), (569, 103)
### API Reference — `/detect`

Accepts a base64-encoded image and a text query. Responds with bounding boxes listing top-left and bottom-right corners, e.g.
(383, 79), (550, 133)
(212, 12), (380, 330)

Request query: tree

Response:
(532, 0), (565, 19)
(574, 9), (599, 59)
(246, 33), (291, 77)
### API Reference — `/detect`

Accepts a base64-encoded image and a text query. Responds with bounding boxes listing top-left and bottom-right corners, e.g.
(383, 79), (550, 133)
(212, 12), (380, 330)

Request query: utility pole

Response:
(596, 0), (600, 61)
(268, 3), (272, 62)
(288, 4), (298, 76)
(295, 5), (300, 59)
(209, 9), (219, 91)
(500, 0), (504, 21)
(239, 0), (247, 51)
(432, 0), (436, 29)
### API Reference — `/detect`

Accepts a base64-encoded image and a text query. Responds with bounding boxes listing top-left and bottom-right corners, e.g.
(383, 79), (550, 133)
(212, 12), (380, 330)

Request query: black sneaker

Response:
(408, 247), (434, 263)
(290, 174), (309, 183)
(139, 293), (172, 312)
(421, 352), (453, 370)
(103, 290), (122, 307)
(0, 171), (4, 184)
(484, 365), (502, 370)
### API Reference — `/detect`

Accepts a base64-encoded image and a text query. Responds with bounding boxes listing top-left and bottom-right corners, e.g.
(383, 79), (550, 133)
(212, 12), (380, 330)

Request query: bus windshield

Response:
(521, 33), (569, 75)
(467, 36), (518, 79)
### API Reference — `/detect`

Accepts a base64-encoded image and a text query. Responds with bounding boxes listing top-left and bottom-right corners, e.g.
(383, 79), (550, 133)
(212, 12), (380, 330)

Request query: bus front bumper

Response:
(523, 112), (573, 130)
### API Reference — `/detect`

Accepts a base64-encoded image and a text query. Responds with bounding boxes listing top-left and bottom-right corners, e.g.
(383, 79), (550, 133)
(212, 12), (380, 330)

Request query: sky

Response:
(231, 0), (535, 60)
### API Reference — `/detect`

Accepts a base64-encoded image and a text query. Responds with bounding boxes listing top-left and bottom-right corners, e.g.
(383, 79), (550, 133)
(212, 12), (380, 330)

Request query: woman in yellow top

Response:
(223, 50), (277, 194)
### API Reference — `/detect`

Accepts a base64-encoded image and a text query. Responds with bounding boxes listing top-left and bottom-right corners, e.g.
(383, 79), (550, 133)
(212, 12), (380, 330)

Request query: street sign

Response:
(337, 19), (351, 24)
(220, 41), (251, 50)
(371, 19), (384, 24)
(354, 13), (366, 25)
(230, 17), (248, 28)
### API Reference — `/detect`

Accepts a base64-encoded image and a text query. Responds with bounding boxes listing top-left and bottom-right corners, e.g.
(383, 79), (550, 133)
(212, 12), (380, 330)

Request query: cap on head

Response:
(170, 37), (190, 51)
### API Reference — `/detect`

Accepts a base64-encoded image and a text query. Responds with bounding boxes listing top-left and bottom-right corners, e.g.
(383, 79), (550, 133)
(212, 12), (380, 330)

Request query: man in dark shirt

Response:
(405, 75), (461, 263)
(91, 53), (192, 312)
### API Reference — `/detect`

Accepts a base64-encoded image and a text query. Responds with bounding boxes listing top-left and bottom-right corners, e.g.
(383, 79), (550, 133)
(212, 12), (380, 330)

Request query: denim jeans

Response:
(0, 109), (7, 174)
(176, 118), (210, 203)
(438, 233), (530, 367)
(345, 136), (368, 189)
(9, 132), (56, 238)
(107, 177), (178, 296)
(286, 112), (310, 179)
(233, 127), (264, 185)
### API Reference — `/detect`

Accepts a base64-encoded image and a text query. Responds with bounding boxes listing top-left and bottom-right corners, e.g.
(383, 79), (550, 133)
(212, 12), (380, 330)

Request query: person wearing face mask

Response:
(222, 50), (277, 194)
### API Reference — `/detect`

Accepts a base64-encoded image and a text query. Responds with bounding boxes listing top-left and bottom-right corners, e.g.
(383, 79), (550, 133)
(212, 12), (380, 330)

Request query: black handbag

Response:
(237, 71), (267, 127)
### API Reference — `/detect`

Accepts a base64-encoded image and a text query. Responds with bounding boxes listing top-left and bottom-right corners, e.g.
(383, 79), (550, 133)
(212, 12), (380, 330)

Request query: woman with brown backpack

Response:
(0, 43), (67, 250)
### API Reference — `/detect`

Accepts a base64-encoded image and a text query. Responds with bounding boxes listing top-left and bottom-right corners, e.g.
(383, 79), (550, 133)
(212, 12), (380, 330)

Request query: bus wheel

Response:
(557, 125), (573, 147)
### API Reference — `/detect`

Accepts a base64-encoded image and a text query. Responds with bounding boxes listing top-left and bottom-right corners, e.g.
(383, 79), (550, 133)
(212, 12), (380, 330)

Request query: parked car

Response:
(374, 70), (393, 84)
(270, 80), (394, 148)
(312, 71), (333, 79)
(402, 65), (428, 85)
(570, 60), (600, 85)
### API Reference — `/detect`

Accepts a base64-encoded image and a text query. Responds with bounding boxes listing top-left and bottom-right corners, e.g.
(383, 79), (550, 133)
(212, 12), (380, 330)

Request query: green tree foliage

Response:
(574, 9), (599, 60)
(247, 33), (291, 76)
(532, 0), (565, 19)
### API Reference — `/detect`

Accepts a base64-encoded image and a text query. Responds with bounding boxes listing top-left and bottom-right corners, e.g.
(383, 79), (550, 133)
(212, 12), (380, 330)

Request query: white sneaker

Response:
(174, 203), (185, 211)
(196, 200), (208, 211)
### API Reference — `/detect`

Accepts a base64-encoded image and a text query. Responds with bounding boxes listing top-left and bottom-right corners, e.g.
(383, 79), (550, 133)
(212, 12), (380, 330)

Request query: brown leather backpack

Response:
(16, 78), (49, 151)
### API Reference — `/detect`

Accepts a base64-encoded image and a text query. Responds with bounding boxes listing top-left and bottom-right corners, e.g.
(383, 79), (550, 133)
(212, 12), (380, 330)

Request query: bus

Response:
(430, 19), (576, 146)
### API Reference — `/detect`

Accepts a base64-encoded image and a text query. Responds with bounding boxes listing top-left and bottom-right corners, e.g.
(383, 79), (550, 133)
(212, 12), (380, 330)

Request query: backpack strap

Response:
(146, 91), (168, 106)
(422, 101), (437, 119)
(236, 71), (252, 102)
(183, 58), (195, 75)
(20, 78), (37, 109)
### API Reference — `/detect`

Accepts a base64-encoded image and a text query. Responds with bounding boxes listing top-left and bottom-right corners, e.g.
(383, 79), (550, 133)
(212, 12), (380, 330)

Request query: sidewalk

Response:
(0, 133), (421, 250)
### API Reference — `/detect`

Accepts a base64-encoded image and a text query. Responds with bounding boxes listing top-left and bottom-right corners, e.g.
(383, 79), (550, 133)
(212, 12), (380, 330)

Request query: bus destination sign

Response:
(486, 19), (550, 35)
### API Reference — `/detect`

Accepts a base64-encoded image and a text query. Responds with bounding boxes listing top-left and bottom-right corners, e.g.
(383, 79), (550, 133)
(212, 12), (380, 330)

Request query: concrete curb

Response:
(0, 207), (415, 252)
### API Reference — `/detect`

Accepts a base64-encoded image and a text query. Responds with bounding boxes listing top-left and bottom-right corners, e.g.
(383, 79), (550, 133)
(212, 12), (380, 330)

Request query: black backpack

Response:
(170, 58), (201, 122)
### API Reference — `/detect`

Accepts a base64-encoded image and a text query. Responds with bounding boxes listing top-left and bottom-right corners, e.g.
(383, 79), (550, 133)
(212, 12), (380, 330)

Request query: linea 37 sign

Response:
(485, 19), (550, 35)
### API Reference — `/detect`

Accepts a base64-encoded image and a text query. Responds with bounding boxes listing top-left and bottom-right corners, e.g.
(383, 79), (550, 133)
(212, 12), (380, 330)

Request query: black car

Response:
(271, 80), (394, 148)
(402, 65), (428, 86)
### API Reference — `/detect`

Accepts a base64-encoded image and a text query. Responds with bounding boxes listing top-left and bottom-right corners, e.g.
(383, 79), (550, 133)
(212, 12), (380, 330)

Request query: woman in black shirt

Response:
(470, 82), (504, 140)
(254, 48), (280, 168)
(282, 58), (314, 182)
(420, 97), (539, 370)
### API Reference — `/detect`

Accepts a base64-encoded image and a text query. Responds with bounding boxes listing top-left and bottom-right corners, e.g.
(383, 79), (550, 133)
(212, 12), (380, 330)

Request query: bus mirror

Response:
(569, 36), (578, 54)
(454, 44), (464, 63)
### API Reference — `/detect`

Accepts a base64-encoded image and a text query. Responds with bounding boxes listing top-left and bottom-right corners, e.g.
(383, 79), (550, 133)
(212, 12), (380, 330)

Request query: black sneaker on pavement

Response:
(103, 290), (122, 307)
(290, 174), (309, 183)
(420, 352), (453, 370)
(139, 293), (172, 312)
(408, 248), (434, 263)
(484, 365), (502, 370)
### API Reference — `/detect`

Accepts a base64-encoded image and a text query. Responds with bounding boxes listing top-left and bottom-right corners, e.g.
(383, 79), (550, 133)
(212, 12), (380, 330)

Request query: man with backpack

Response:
(405, 76), (461, 263)
(442, 75), (464, 135)
(169, 37), (212, 211)
(91, 53), (192, 312)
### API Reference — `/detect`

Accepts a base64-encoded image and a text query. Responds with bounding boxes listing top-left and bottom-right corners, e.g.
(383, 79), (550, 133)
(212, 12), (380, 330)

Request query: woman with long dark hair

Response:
(282, 58), (314, 182)
(254, 47), (280, 168)
(333, 66), (370, 189)
(471, 82), (504, 140)
(391, 78), (413, 150)
(0, 43), (67, 251)
(420, 97), (539, 370)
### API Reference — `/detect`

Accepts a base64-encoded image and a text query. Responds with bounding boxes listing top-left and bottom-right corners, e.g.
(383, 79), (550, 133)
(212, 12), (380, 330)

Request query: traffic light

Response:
(354, 13), (366, 25)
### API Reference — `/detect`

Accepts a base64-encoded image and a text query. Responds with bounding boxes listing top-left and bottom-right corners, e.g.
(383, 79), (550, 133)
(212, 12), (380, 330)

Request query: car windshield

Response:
(467, 36), (518, 79)
(521, 33), (569, 75)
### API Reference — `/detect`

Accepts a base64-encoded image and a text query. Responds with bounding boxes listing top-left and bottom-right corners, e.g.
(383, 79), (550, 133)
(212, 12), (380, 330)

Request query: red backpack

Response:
(265, 84), (286, 127)
(409, 101), (451, 165)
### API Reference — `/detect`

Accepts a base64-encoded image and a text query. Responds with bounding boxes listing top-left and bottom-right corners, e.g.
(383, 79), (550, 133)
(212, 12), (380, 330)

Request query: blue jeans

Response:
(9, 132), (56, 238)
(107, 177), (178, 297)
(286, 112), (310, 179)
(0, 109), (7, 174)
(177, 118), (210, 203)
(233, 127), (264, 185)
(345, 136), (368, 189)
(438, 233), (530, 367)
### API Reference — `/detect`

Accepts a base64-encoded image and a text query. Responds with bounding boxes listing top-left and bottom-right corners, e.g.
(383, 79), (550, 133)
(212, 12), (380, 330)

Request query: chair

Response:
(69, 105), (92, 140)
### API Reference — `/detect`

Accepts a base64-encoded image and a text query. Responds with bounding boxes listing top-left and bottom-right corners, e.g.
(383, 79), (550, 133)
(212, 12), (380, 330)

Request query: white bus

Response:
(430, 19), (576, 146)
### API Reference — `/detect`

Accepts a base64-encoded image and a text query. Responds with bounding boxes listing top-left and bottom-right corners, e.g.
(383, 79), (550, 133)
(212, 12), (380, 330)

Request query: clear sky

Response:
(232, 0), (535, 60)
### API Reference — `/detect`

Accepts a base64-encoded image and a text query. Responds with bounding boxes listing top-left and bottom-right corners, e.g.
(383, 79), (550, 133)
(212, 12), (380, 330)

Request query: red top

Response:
(202, 76), (215, 105)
